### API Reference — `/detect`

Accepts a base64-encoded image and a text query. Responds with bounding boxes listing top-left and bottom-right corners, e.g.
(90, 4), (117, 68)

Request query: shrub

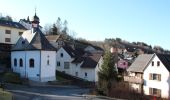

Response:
(3, 72), (21, 84)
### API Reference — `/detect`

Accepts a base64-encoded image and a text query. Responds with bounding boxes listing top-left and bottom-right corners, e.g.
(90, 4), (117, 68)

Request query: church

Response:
(11, 13), (56, 82)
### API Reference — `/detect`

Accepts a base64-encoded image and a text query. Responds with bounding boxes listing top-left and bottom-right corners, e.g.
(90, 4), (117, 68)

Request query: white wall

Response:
(0, 26), (26, 44)
(70, 62), (82, 77)
(25, 51), (41, 81)
(95, 57), (103, 82)
(143, 55), (170, 98)
(11, 51), (26, 76)
(56, 47), (73, 74)
(11, 51), (40, 81)
(80, 68), (95, 82)
(41, 51), (56, 82)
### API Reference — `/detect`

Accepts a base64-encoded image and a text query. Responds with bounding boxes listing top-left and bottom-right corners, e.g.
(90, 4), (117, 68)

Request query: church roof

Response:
(12, 28), (55, 51)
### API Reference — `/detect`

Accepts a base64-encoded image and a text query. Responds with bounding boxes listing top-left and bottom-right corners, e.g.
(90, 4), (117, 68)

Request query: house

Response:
(117, 58), (129, 74)
(143, 54), (170, 98)
(19, 17), (32, 30)
(124, 53), (170, 98)
(56, 45), (103, 82)
(45, 35), (65, 49)
(11, 13), (56, 82)
(0, 20), (26, 44)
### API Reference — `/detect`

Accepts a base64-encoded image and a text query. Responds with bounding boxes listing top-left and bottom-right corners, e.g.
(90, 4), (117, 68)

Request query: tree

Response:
(51, 24), (58, 35)
(98, 51), (118, 96)
(43, 23), (52, 35)
(0, 15), (13, 21)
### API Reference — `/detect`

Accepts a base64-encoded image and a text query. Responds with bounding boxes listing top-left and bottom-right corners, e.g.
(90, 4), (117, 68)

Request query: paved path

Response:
(5, 84), (112, 100)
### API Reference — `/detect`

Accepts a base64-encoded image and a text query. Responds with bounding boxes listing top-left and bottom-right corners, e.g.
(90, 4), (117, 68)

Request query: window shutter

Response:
(149, 88), (152, 95)
(158, 89), (161, 97)
(158, 74), (161, 81)
(149, 73), (152, 80)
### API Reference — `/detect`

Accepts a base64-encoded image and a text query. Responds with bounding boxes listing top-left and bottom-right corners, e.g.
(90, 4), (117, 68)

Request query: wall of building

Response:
(0, 26), (26, 44)
(56, 48), (73, 74)
(41, 51), (56, 82)
(143, 55), (170, 98)
(11, 51), (40, 81)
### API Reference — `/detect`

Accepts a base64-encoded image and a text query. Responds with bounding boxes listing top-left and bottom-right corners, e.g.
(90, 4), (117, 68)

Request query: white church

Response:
(11, 13), (56, 82)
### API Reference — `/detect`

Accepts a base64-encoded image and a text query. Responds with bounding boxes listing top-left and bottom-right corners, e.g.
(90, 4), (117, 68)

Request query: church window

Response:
(29, 59), (34, 68)
(14, 58), (17, 66)
(19, 58), (23, 67)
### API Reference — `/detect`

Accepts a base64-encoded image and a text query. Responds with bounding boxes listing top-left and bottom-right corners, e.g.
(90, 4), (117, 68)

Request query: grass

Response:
(56, 75), (69, 81)
(0, 88), (12, 100)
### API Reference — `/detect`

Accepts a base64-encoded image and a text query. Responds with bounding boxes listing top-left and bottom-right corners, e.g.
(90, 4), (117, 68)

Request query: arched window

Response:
(19, 58), (23, 67)
(14, 58), (17, 66)
(29, 59), (34, 68)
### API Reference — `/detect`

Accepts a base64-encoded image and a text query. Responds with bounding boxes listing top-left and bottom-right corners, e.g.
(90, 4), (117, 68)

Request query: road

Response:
(5, 84), (110, 100)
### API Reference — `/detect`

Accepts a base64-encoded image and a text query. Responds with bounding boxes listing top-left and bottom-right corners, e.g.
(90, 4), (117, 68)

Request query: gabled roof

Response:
(45, 35), (61, 42)
(127, 53), (170, 73)
(62, 45), (84, 58)
(80, 52), (103, 68)
(157, 54), (170, 72)
(12, 28), (55, 51)
(127, 54), (155, 72)
(0, 20), (26, 30)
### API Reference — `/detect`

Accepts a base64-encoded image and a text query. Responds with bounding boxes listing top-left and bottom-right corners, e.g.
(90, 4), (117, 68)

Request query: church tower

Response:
(31, 12), (40, 29)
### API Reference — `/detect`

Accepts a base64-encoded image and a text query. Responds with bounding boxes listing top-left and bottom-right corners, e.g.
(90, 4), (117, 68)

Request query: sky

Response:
(0, 0), (170, 49)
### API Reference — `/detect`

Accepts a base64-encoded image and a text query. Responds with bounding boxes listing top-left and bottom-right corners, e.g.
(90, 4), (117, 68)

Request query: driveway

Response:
(5, 84), (111, 100)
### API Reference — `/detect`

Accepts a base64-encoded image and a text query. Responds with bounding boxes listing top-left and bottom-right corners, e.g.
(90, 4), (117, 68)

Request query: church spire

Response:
(31, 8), (40, 29)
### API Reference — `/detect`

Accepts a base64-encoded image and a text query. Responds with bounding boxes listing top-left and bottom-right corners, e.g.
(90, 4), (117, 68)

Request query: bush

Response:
(3, 72), (21, 84)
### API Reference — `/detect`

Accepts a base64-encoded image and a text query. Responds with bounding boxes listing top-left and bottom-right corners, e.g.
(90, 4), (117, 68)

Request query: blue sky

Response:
(0, 0), (170, 49)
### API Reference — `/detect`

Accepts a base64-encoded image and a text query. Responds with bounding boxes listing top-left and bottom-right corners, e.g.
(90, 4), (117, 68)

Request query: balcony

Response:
(124, 76), (143, 84)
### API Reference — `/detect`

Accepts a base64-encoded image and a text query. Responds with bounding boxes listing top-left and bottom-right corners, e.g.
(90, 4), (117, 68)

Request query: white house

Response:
(11, 13), (56, 82)
(56, 45), (103, 82)
(143, 54), (170, 98)
(0, 20), (26, 44)
(125, 53), (170, 98)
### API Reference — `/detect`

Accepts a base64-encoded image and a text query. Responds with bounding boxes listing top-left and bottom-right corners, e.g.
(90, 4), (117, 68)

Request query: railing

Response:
(124, 76), (143, 84)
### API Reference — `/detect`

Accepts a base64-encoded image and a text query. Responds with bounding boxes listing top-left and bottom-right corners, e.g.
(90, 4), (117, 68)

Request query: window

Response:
(22, 40), (25, 44)
(5, 30), (11, 34)
(19, 32), (23, 36)
(157, 61), (160, 66)
(64, 62), (69, 69)
(29, 59), (34, 68)
(57, 61), (60, 66)
(149, 73), (161, 81)
(149, 88), (161, 97)
(5, 38), (11, 42)
(152, 61), (154, 66)
(60, 53), (63, 57)
(75, 72), (78, 76)
(14, 58), (17, 66)
(85, 72), (87, 77)
(47, 60), (50, 65)
(19, 59), (23, 67)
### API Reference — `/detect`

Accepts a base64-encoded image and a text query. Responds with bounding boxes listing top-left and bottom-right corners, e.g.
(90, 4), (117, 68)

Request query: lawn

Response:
(0, 88), (12, 100)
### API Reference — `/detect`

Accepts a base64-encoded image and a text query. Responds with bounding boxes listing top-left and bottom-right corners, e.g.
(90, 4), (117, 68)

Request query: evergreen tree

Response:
(98, 51), (117, 96)
(51, 24), (58, 35)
